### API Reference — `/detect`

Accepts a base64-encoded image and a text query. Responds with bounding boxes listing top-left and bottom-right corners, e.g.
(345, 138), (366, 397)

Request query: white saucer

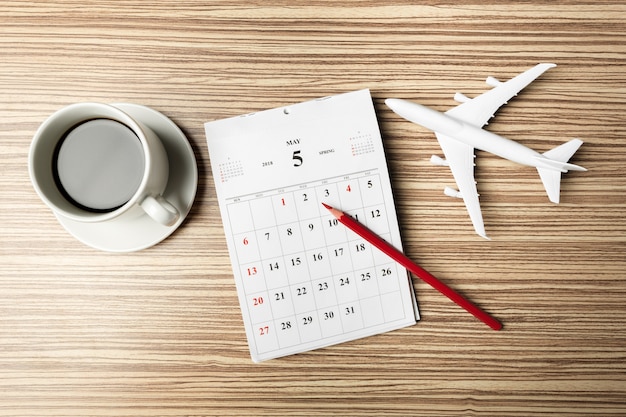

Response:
(55, 103), (198, 252)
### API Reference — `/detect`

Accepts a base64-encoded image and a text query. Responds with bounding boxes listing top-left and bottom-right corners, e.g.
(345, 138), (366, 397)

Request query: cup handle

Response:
(140, 195), (180, 227)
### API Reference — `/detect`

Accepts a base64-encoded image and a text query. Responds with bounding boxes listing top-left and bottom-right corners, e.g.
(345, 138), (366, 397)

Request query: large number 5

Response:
(292, 150), (303, 167)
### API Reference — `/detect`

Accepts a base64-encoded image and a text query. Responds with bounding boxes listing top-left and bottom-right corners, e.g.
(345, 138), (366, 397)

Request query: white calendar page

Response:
(205, 89), (419, 362)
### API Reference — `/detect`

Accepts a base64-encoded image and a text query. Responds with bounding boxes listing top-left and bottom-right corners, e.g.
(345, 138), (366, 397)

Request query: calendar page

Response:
(205, 89), (419, 362)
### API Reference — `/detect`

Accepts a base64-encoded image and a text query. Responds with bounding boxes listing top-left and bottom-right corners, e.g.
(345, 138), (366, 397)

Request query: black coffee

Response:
(54, 119), (145, 212)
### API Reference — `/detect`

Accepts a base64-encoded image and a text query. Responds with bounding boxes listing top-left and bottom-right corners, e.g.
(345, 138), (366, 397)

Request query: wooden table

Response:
(1, 2), (625, 415)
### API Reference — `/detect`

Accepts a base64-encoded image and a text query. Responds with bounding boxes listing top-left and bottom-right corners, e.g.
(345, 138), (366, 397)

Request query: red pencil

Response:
(322, 203), (502, 331)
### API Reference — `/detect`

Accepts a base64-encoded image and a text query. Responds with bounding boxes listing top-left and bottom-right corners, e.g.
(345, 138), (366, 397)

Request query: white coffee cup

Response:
(29, 102), (180, 227)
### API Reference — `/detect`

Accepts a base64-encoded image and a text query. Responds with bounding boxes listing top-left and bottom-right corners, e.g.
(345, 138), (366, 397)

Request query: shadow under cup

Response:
(29, 103), (165, 223)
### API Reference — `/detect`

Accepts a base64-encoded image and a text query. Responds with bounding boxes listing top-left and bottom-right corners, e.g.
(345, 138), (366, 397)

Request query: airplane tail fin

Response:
(536, 139), (586, 203)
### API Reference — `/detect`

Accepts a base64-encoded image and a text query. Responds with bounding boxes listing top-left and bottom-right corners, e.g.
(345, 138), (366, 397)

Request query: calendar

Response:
(205, 89), (419, 362)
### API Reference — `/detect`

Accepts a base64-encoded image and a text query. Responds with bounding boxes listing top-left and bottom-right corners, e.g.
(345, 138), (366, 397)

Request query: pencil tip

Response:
(321, 202), (332, 210)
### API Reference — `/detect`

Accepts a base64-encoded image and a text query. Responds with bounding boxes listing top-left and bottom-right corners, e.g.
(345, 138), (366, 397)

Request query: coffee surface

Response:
(55, 119), (145, 211)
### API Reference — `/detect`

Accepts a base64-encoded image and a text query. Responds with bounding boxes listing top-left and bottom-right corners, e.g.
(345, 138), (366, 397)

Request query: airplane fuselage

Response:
(394, 101), (550, 169)
(456, 120), (546, 167)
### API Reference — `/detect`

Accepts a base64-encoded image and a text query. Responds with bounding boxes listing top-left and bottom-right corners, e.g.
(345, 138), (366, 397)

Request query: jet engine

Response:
(486, 76), (502, 87)
(430, 155), (449, 166)
(444, 186), (463, 198)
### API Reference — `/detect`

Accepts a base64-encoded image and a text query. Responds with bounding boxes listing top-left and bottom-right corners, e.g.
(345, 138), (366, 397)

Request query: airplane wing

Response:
(445, 63), (556, 128)
(435, 132), (488, 239)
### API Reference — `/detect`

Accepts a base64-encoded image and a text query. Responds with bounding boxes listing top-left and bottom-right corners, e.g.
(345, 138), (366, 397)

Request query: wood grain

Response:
(1, 1), (625, 415)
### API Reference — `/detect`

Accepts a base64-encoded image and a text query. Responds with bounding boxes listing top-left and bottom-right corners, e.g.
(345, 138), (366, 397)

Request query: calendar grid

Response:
(226, 170), (413, 357)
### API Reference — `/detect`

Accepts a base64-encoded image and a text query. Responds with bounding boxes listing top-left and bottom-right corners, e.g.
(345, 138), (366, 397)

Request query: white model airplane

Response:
(385, 63), (586, 239)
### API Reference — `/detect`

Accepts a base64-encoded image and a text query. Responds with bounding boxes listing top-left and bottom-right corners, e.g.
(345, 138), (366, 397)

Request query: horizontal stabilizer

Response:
(537, 167), (562, 203)
(535, 139), (586, 172)
(537, 138), (586, 203)
(543, 138), (584, 164)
